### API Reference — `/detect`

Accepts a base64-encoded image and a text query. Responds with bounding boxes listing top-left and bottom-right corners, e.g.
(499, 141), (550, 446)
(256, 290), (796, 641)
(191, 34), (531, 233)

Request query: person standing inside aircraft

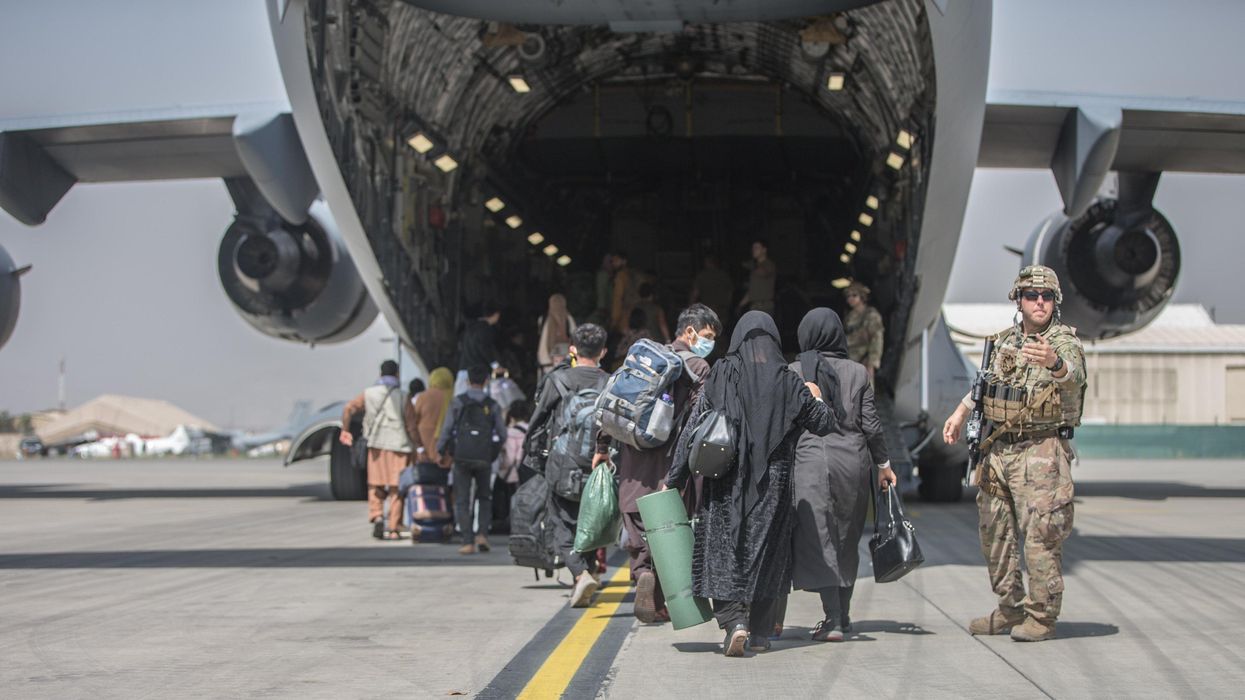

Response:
(537, 293), (577, 378)
(593, 303), (720, 623)
(610, 252), (639, 334)
(737, 240), (776, 316)
(591, 253), (616, 326)
(666, 311), (832, 656)
(438, 365), (507, 555)
(456, 303), (504, 394)
(690, 254), (734, 326)
(844, 282), (884, 383)
(340, 360), (418, 540)
(788, 308), (894, 642)
(634, 283), (671, 343)
(942, 265), (1086, 642)
(526, 323), (610, 607)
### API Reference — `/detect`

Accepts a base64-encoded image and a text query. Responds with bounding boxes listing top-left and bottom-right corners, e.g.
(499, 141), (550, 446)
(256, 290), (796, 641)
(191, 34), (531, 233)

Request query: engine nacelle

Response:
(218, 201), (377, 344)
(1024, 198), (1180, 340)
(0, 243), (25, 351)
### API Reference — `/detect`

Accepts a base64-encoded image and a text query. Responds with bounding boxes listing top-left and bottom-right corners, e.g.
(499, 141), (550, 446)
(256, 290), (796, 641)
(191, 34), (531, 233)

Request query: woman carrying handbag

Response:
(664, 311), (833, 657)
(787, 308), (897, 642)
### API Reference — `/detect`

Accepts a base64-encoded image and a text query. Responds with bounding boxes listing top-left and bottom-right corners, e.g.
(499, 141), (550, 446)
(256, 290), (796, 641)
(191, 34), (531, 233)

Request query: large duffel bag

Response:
(508, 473), (563, 575)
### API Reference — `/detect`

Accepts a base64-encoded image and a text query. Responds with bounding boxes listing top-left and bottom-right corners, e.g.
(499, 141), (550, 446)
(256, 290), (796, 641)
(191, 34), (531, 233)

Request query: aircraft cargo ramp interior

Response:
(306, 0), (934, 371)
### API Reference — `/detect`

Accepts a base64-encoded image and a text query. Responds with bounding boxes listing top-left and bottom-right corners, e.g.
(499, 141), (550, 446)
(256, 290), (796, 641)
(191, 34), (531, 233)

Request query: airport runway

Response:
(1, 457), (1242, 699)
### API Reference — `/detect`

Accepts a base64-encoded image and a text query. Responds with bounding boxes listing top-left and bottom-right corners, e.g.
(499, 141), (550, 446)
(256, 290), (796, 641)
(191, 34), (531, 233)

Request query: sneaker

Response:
(634, 572), (657, 623)
(723, 624), (749, 657)
(811, 619), (844, 642)
(748, 635), (772, 652)
(474, 535), (491, 552)
(969, 609), (1025, 636)
(458, 543), (477, 555)
(1010, 617), (1057, 642)
(570, 573), (599, 608)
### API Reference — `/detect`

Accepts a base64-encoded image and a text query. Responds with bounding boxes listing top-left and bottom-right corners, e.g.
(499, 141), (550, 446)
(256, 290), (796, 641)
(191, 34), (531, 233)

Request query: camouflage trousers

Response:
(977, 435), (1075, 624)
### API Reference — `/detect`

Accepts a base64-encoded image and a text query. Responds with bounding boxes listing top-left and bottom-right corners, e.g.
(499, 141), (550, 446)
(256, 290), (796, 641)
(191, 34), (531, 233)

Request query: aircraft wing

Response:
(979, 90), (1245, 216)
(0, 101), (314, 225)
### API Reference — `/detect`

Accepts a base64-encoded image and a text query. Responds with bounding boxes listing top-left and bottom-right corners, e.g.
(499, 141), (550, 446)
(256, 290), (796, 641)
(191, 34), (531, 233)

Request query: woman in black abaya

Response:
(666, 311), (833, 656)
(790, 308), (895, 641)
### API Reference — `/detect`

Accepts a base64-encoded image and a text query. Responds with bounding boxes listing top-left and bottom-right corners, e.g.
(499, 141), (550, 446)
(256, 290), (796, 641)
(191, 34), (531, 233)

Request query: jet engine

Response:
(0, 243), (28, 351)
(1023, 176), (1180, 340)
(217, 201), (377, 344)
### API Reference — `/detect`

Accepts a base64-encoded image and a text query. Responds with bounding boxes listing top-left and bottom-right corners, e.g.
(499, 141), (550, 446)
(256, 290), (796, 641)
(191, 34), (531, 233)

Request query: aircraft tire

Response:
(918, 463), (964, 503)
(329, 435), (367, 501)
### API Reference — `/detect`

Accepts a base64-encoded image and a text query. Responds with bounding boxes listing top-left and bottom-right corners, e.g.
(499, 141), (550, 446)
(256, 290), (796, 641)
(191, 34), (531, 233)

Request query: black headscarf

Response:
(702, 311), (809, 525)
(797, 308), (849, 424)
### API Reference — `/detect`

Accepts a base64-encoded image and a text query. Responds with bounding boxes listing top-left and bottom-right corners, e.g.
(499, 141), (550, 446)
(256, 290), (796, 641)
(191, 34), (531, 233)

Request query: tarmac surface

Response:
(1, 456), (1243, 699)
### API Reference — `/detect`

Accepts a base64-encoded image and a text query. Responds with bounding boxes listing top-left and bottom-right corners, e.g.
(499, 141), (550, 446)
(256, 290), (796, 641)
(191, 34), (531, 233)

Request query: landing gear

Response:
(328, 432), (367, 501)
(918, 462), (964, 503)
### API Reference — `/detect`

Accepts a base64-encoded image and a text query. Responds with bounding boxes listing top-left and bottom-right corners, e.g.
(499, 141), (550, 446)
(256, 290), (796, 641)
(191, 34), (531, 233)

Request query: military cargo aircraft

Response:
(3, 0), (1244, 500)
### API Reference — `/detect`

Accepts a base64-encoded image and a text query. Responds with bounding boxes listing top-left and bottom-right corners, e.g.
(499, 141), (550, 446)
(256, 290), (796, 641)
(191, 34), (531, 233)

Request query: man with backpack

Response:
(525, 323), (610, 607)
(593, 304), (721, 622)
(438, 365), (507, 554)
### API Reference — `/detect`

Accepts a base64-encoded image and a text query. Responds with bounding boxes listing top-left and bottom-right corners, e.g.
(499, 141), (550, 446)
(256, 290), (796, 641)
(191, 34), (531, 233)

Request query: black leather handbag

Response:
(686, 408), (736, 479)
(869, 484), (925, 583)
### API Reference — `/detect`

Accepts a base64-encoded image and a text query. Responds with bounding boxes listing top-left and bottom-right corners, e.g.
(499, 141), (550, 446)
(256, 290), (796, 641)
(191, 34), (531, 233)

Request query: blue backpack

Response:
(596, 339), (698, 450)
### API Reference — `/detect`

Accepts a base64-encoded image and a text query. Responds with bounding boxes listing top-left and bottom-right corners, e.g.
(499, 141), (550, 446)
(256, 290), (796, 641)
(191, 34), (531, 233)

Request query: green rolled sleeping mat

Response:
(636, 489), (713, 630)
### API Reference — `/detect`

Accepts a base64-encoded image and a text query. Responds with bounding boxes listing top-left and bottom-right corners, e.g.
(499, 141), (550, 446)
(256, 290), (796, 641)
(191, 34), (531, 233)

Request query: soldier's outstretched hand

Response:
(1022, 333), (1056, 368)
(943, 403), (968, 445)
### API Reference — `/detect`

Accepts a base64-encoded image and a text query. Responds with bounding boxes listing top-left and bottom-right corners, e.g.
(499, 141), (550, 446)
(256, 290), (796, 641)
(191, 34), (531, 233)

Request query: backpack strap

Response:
(674, 349), (701, 383)
(363, 386), (398, 442)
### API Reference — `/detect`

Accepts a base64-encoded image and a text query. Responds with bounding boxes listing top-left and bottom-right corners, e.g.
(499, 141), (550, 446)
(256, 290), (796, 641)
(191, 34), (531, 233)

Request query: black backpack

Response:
(450, 396), (500, 463)
(508, 473), (564, 577)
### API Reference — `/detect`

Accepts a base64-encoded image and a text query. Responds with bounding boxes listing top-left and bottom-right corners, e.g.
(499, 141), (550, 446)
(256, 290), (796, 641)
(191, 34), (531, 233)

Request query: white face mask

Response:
(691, 334), (715, 358)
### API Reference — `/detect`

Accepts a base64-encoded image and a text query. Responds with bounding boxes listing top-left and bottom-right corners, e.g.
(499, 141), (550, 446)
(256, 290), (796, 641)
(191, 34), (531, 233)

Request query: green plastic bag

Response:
(574, 462), (622, 553)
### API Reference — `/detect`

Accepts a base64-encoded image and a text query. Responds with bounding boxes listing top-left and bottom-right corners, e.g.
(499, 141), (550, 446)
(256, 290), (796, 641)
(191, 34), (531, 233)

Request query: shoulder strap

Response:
(363, 387), (398, 442)
(674, 349), (701, 383)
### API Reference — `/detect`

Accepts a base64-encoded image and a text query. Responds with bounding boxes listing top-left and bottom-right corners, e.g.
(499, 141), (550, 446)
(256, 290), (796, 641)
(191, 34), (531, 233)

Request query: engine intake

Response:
(1025, 197), (1180, 340)
(218, 201), (377, 344)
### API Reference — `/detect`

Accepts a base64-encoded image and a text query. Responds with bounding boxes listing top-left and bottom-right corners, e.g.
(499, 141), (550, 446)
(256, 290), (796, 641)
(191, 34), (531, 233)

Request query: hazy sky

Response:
(2, 0), (1243, 429)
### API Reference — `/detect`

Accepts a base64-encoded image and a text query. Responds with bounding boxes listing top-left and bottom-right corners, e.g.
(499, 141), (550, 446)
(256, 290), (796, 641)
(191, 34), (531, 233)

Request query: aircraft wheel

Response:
(329, 434), (367, 501)
(918, 463), (964, 503)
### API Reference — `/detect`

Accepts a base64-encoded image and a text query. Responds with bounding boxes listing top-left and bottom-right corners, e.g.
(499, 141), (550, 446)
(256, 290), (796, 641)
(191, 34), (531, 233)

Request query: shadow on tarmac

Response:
(0, 483), (333, 501)
(1052, 621), (1120, 639)
(0, 547), (518, 569)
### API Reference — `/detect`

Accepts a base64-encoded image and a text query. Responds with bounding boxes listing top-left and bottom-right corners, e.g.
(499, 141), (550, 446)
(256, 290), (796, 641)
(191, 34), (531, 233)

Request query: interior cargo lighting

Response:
(505, 215), (523, 229)
(858, 212), (874, 227)
(865, 195), (879, 210)
(485, 197), (505, 212)
(543, 244), (559, 257)
(845, 242), (858, 254)
(407, 132), (434, 154)
(556, 255), (572, 267)
(826, 72), (846, 91)
(839, 253), (852, 264)
(832, 278), (852, 289)
(527, 232), (545, 245)
(850, 230), (862, 242)
(886, 152), (905, 170)
(896, 129), (915, 150)
(508, 75), (531, 93)
(434, 154), (459, 172)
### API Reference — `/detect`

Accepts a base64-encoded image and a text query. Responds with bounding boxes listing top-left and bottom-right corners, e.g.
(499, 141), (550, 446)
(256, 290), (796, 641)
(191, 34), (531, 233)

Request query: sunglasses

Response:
(1021, 290), (1056, 302)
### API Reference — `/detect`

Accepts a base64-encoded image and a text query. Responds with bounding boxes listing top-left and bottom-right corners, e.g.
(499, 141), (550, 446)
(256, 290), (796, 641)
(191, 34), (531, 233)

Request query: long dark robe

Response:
(667, 312), (832, 602)
(789, 309), (890, 590)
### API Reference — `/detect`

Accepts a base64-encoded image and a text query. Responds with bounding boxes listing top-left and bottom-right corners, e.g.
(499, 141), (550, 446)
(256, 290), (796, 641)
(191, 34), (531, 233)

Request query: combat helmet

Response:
(1008, 265), (1062, 304)
(844, 281), (870, 299)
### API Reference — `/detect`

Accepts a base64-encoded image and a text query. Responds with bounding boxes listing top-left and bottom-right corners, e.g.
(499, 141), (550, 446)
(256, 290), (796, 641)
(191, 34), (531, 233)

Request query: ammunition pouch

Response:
(982, 381), (1064, 430)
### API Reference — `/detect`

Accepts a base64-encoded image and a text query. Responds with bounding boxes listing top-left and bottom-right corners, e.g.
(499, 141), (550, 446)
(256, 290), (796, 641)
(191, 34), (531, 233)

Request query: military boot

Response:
(969, 609), (1025, 635)
(1010, 617), (1057, 642)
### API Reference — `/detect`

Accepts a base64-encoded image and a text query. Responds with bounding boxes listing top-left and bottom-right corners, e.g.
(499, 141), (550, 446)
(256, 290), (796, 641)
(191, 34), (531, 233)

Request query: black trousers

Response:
(549, 493), (591, 577)
(712, 597), (780, 633)
(817, 585), (855, 621)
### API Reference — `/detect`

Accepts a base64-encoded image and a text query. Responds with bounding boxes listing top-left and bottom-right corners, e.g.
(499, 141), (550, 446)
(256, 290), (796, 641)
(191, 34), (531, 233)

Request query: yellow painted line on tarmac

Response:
(516, 565), (632, 700)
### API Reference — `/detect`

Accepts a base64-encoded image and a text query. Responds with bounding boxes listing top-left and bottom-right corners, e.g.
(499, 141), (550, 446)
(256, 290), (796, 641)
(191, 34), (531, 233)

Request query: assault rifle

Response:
(963, 337), (995, 485)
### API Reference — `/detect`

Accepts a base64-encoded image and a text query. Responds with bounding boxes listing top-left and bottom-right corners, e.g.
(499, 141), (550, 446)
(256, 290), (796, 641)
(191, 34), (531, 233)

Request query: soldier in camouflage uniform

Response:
(942, 265), (1087, 642)
(843, 282), (884, 382)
